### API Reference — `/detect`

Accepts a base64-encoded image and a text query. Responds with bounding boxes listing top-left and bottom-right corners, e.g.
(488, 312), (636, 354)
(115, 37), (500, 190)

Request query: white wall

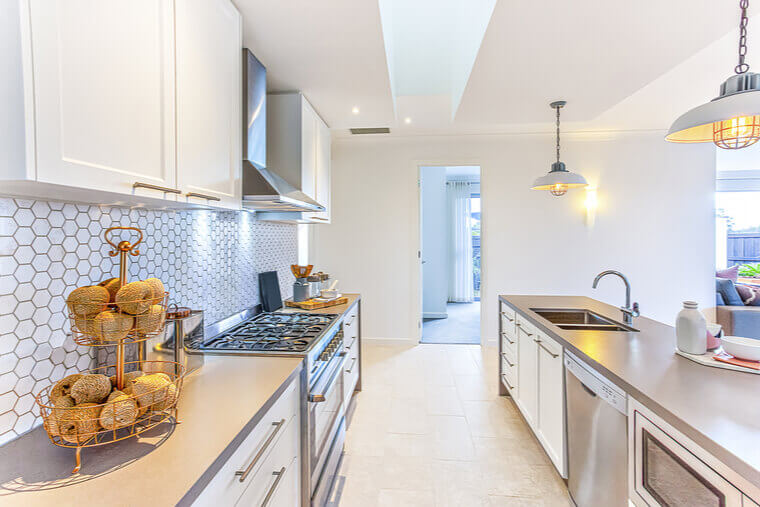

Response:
(312, 131), (716, 342)
(420, 166), (448, 318)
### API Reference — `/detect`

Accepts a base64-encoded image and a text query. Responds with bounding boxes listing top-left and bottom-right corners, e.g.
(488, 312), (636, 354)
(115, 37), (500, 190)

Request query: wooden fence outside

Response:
(728, 233), (760, 266)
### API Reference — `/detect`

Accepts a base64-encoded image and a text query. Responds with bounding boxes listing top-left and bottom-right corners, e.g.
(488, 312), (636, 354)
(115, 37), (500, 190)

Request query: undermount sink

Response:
(530, 308), (638, 332)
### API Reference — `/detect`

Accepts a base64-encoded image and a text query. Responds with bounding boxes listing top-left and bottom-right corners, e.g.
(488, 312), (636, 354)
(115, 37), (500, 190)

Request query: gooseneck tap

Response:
(592, 270), (640, 325)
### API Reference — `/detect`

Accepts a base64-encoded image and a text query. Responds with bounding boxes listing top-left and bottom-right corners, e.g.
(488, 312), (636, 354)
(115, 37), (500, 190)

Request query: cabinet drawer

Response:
(344, 352), (360, 406)
(235, 423), (299, 506)
(501, 330), (517, 357)
(501, 353), (517, 388)
(500, 306), (517, 338)
(343, 309), (359, 340)
(194, 378), (299, 505)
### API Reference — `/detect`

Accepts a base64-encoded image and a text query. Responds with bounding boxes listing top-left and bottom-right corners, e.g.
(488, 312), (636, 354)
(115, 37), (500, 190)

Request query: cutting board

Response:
(284, 296), (348, 310)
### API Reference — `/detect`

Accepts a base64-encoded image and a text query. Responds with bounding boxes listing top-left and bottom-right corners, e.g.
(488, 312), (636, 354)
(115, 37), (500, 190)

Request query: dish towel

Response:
(714, 352), (760, 370)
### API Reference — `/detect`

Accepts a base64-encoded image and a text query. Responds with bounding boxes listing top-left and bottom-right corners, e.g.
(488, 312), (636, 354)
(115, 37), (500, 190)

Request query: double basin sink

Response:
(530, 308), (638, 332)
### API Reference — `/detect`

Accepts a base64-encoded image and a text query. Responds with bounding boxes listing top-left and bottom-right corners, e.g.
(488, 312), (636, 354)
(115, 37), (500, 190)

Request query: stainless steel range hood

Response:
(241, 49), (324, 212)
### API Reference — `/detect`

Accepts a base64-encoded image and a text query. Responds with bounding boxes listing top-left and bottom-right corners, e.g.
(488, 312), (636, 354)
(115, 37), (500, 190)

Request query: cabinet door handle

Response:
(234, 419), (286, 482)
(500, 312), (514, 322)
(260, 466), (287, 507)
(537, 341), (560, 358)
(500, 332), (515, 345)
(500, 352), (514, 367)
(346, 357), (357, 374)
(501, 373), (514, 390)
(186, 192), (221, 201)
(133, 182), (181, 194)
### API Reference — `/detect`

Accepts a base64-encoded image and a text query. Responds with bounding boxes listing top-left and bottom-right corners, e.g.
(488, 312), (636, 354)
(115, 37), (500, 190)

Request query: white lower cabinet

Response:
(193, 376), (300, 506)
(515, 319), (538, 428)
(629, 398), (759, 507)
(502, 305), (567, 478)
(342, 306), (360, 409)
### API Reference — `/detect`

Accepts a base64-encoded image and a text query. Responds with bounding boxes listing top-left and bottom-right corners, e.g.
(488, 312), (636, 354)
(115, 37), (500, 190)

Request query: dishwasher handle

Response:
(579, 381), (597, 398)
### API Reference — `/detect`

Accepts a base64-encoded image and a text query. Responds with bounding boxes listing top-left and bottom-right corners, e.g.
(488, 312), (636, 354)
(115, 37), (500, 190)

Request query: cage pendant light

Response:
(667, 0), (760, 150)
(531, 101), (588, 196)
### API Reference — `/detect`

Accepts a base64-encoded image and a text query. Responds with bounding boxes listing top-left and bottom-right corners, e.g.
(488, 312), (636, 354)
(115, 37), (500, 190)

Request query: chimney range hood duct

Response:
(241, 49), (324, 212)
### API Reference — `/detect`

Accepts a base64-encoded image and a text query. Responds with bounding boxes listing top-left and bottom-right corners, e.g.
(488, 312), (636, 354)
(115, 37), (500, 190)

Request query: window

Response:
(471, 193), (481, 300)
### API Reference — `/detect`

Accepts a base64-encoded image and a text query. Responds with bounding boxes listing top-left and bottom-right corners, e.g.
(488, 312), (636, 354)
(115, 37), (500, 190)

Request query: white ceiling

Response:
(234, 0), (756, 136)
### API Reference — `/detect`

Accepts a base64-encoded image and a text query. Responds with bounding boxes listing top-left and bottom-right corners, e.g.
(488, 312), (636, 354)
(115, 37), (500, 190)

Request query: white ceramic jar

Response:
(676, 301), (707, 355)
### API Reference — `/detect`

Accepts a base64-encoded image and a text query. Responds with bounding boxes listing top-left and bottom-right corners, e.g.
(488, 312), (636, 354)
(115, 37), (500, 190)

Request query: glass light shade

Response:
(666, 84), (760, 149)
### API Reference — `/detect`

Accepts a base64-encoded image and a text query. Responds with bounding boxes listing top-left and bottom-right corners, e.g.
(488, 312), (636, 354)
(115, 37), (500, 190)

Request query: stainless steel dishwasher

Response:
(565, 351), (628, 507)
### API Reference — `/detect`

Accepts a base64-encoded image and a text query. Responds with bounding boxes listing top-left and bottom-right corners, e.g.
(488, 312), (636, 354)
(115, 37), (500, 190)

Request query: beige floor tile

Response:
(377, 488), (436, 507)
(387, 397), (432, 434)
(430, 415), (476, 461)
(463, 399), (529, 438)
(454, 373), (499, 401)
(384, 432), (435, 458)
(431, 459), (490, 507)
(425, 385), (465, 416)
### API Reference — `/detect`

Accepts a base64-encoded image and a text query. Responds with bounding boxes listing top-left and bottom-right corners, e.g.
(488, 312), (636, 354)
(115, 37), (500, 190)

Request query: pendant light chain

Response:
(555, 105), (561, 164)
(737, 0), (751, 74)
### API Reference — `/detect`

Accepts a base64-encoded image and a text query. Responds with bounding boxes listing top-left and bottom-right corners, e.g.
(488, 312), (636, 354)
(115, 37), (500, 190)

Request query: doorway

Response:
(419, 166), (481, 344)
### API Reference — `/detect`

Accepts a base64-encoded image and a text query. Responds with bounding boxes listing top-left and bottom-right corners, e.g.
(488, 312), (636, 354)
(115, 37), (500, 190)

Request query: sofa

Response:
(716, 277), (760, 339)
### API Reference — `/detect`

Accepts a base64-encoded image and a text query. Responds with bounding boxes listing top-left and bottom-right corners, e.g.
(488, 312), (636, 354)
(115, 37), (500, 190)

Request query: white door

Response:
(300, 100), (317, 200)
(28, 0), (177, 199)
(175, 0), (242, 209)
(516, 323), (538, 427)
(537, 335), (566, 476)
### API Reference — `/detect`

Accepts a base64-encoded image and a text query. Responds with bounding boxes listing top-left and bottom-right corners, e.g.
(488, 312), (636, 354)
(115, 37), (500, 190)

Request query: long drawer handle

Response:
(186, 192), (221, 201)
(500, 332), (515, 345)
(133, 181), (181, 194)
(345, 336), (357, 350)
(501, 373), (514, 390)
(500, 352), (514, 367)
(235, 419), (286, 482)
(309, 216), (329, 221)
(537, 341), (560, 358)
(517, 324), (533, 337)
(346, 357), (357, 374)
(260, 466), (287, 507)
(500, 311), (514, 322)
(345, 314), (357, 327)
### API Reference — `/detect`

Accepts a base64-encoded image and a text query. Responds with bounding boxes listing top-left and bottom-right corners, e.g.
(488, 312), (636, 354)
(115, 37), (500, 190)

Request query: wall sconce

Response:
(584, 188), (598, 227)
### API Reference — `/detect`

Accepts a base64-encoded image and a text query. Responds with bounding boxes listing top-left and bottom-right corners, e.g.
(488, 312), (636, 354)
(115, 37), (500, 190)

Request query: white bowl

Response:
(721, 335), (760, 361)
(320, 289), (339, 299)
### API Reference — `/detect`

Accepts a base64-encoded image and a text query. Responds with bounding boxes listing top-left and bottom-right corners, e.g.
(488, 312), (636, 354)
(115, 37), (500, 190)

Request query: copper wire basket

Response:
(68, 292), (169, 346)
(37, 227), (185, 474)
(36, 360), (184, 473)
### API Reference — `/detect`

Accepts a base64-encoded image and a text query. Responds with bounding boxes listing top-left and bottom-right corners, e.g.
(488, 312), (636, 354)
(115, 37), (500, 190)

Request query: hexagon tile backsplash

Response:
(0, 197), (297, 444)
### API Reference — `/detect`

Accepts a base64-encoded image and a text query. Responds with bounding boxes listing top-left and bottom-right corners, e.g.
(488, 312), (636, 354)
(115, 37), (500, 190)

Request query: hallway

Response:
(421, 303), (481, 344)
(329, 342), (571, 506)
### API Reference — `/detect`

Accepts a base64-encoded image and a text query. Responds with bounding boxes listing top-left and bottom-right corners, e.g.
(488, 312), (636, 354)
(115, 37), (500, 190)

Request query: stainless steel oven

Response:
(309, 349), (345, 491)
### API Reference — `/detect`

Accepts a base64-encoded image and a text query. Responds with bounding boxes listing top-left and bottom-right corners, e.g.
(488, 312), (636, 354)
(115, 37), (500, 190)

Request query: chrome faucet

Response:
(592, 270), (640, 325)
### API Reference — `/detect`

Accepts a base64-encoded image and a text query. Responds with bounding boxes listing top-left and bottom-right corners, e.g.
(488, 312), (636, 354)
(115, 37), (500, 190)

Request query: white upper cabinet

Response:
(268, 93), (331, 221)
(175, 0), (242, 210)
(25, 0), (178, 200)
(9, 0), (242, 209)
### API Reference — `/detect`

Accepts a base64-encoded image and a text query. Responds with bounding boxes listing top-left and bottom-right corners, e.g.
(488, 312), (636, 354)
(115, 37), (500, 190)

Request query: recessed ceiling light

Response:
(352, 106), (360, 114)
(404, 117), (412, 124)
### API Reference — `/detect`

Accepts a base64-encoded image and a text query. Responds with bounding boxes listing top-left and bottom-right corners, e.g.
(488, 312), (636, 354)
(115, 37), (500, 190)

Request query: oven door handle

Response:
(309, 352), (346, 403)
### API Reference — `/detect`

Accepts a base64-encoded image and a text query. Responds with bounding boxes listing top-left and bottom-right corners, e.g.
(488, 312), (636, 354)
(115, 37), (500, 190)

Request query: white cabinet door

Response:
(537, 334), (566, 477)
(516, 322), (538, 427)
(176, 0), (242, 210)
(27, 0), (177, 199)
(300, 100), (318, 200)
(308, 118), (331, 222)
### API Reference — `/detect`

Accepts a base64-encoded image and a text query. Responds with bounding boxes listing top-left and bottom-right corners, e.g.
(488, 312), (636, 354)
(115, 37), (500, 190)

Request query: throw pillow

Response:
(716, 265), (739, 282)
(737, 284), (760, 306)
(716, 278), (744, 306)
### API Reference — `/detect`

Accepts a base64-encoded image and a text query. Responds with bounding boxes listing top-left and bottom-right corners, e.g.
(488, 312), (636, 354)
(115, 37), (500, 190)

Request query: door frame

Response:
(415, 161), (484, 344)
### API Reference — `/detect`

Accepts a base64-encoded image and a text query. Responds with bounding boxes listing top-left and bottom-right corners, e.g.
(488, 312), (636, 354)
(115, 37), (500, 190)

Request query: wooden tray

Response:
(284, 296), (348, 310)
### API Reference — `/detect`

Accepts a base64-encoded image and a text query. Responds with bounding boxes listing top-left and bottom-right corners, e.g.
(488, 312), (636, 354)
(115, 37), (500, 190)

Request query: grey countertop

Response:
(500, 295), (760, 489)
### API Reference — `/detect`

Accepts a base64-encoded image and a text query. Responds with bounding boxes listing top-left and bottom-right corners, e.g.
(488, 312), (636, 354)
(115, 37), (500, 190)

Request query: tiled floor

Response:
(330, 342), (572, 506)
(422, 302), (480, 344)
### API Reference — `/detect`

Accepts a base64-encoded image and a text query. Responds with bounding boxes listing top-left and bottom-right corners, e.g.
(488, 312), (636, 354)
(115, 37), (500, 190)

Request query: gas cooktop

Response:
(199, 311), (339, 353)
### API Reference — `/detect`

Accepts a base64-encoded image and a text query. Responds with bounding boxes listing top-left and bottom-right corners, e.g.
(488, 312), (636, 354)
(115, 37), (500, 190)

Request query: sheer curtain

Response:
(447, 181), (474, 303)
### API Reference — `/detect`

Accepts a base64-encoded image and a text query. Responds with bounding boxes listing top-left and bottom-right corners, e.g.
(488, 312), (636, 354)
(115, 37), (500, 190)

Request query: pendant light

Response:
(531, 101), (588, 196)
(667, 0), (760, 149)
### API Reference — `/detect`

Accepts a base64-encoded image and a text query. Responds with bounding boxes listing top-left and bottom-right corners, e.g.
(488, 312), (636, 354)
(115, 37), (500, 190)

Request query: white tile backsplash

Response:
(0, 197), (297, 444)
